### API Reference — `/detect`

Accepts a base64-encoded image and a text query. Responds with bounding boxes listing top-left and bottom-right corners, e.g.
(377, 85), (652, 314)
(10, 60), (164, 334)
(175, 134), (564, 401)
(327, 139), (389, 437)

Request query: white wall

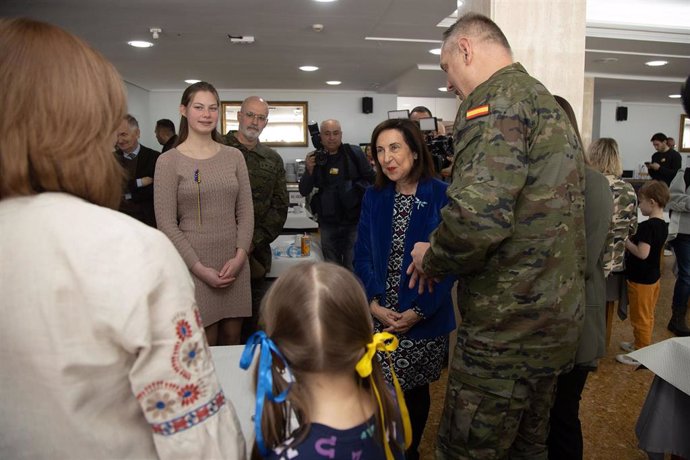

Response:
(141, 89), (396, 162)
(598, 100), (685, 172)
(124, 82), (153, 148)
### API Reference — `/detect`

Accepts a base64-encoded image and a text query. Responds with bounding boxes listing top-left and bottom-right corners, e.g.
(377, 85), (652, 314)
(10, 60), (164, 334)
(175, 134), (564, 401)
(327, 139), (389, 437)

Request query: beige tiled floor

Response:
(419, 254), (680, 459)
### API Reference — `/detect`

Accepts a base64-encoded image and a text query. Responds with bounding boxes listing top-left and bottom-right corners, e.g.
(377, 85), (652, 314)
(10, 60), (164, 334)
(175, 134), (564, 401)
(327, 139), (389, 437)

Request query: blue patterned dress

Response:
(375, 192), (448, 391)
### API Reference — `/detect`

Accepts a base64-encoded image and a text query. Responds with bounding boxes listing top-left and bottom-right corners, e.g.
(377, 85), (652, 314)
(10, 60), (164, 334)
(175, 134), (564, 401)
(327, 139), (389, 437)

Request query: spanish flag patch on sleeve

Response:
(466, 104), (489, 120)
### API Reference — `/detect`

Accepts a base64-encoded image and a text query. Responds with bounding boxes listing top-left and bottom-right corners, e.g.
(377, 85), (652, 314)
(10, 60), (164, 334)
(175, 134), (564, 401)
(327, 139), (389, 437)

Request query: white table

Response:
(283, 205), (318, 230)
(211, 346), (255, 458)
(267, 233), (323, 278)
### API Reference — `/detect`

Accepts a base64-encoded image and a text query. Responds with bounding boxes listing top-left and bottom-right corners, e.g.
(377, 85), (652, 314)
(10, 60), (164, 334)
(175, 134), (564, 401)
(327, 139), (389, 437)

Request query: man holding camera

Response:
(299, 119), (375, 270)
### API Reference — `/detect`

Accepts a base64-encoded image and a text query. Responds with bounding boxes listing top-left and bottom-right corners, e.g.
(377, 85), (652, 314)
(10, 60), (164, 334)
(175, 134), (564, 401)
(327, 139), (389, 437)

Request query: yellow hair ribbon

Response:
(355, 332), (412, 459)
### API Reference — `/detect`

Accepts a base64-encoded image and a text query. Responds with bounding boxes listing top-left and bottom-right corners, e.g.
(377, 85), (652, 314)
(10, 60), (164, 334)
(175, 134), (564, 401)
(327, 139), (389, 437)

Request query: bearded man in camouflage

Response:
(224, 96), (289, 342)
(408, 13), (586, 459)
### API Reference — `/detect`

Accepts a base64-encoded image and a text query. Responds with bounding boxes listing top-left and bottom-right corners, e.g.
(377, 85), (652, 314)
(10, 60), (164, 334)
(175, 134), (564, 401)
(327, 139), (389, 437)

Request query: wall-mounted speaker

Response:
(362, 97), (373, 114)
(616, 106), (628, 121)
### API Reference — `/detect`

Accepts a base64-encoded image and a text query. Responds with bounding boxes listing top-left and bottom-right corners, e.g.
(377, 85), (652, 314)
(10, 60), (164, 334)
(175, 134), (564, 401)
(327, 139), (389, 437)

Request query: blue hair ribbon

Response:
(239, 330), (292, 456)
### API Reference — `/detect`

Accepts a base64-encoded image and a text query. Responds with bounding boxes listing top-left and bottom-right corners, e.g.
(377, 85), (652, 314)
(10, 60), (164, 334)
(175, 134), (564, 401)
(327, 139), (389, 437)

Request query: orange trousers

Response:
(626, 280), (660, 349)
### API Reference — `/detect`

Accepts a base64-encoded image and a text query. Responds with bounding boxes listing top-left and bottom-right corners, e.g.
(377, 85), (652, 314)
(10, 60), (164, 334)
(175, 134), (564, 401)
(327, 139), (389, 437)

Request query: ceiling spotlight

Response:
(326, 80), (341, 85)
(429, 48), (441, 55)
(185, 79), (201, 84)
(438, 87), (448, 92)
(314, 0), (337, 2)
(299, 65), (319, 72)
(150, 27), (162, 40)
(669, 94), (681, 99)
(645, 60), (668, 67)
(128, 40), (153, 48)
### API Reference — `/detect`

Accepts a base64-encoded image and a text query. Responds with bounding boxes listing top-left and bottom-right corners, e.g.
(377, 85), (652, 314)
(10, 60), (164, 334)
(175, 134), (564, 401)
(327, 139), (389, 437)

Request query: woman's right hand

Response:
(191, 262), (234, 289)
(370, 299), (401, 328)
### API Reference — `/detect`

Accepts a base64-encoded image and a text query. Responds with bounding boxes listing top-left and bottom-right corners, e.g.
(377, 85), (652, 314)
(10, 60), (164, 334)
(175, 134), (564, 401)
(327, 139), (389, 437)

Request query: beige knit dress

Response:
(154, 145), (254, 326)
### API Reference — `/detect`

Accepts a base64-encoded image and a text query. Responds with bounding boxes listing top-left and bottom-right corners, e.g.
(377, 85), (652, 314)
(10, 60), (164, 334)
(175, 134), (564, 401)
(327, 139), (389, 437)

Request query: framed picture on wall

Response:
(680, 114), (690, 153)
(221, 101), (308, 147)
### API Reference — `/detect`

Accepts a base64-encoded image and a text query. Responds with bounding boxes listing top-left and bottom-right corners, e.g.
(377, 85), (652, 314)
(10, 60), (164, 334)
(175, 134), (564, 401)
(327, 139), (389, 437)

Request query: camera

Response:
(416, 117), (454, 172)
(308, 121), (329, 166)
(428, 135), (454, 162)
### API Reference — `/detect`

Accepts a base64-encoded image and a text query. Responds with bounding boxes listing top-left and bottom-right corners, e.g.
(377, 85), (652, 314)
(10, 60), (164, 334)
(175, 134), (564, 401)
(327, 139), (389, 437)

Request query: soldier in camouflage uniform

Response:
(408, 14), (586, 459)
(224, 96), (289, 342)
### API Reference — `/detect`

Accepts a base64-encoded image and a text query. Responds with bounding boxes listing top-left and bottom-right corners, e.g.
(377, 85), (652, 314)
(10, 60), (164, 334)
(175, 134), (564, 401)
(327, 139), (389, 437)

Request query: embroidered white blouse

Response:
(0, 193), (245, 459)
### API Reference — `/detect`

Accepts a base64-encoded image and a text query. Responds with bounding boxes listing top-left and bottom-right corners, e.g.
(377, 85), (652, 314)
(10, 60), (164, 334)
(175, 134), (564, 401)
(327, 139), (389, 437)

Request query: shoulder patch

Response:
(466, 104), (489, 120)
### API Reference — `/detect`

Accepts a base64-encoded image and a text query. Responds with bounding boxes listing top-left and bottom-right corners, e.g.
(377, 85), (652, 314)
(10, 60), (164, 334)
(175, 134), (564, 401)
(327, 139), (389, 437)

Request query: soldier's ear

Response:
(458, 37), (472, 63)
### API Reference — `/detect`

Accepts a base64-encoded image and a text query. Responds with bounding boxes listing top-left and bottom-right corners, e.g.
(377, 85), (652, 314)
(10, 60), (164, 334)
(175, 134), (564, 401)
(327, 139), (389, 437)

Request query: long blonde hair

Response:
(0, 18), (126, 209)
(253, 262), (403, 459)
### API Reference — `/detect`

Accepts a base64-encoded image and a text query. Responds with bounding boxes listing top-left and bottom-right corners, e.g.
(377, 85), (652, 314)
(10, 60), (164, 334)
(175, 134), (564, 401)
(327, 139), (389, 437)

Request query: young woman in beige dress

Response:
(155, 82), (254, 345)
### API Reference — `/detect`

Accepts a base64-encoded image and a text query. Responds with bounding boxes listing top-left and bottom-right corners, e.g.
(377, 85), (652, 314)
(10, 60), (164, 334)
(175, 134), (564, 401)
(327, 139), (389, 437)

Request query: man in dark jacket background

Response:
(115, 114), (160, 227)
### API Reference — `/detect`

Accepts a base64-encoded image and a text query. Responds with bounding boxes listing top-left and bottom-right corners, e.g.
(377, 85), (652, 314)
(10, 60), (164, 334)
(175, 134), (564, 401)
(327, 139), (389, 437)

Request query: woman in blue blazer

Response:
(353, 118), (456, 460)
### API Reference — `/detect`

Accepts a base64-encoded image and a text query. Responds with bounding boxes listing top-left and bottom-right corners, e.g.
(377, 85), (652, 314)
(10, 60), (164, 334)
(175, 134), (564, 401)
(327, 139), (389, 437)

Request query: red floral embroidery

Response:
(176, 320), (192, 341)
(179, 383), (201, 406)
(171, 341), (192, 380)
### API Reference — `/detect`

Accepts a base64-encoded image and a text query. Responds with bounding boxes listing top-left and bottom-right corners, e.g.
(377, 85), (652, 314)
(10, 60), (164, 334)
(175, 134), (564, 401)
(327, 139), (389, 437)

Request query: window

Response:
(221, 101), (308, 147)
(680, 114), (690, 153)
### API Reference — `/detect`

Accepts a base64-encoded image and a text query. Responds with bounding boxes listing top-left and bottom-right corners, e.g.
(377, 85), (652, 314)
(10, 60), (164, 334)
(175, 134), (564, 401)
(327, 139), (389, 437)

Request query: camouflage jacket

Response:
(602, 175), (637, 276)
(225, 133), (288, 277)
(423, 63), (586, 380)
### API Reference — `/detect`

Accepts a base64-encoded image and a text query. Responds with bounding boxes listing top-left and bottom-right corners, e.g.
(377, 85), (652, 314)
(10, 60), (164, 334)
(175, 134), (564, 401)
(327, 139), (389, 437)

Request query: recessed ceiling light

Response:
(429, 48), (441, 55)
(645, 60), (668, 67)
(438, 87), (448, 92)
(669, 94), (681, 99)
(326, 80), (341, 85)
(299, 65), (319, 72)
(128, 40), (154, 48)
(185, 79), (201, 84)
(314, 0), (337, 2)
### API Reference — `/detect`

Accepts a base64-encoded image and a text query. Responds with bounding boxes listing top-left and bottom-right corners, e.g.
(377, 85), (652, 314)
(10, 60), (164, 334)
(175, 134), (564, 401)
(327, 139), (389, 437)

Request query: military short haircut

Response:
(650, 132), (667, 142)
(442, 13), (512, 53)
(156, 118), (175, 133)
(639, 180), (670, 208)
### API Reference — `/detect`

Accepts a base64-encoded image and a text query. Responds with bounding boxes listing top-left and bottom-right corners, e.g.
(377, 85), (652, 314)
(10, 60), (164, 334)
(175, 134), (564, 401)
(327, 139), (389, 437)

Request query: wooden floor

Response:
(418, 254), (680, 460)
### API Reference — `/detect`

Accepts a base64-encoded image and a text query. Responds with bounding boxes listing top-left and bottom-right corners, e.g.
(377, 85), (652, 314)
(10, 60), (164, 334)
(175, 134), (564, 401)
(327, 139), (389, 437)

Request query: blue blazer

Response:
(353, 178), (456, 340)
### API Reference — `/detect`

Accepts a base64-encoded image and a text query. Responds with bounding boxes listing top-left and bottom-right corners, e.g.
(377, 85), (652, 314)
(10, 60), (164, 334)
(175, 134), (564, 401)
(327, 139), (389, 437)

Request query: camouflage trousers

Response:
(435, 369), (557, 460)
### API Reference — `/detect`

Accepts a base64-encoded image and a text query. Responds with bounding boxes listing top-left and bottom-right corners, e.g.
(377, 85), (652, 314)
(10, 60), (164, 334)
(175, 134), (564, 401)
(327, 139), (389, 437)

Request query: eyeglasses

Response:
(241, 111), (268, 122)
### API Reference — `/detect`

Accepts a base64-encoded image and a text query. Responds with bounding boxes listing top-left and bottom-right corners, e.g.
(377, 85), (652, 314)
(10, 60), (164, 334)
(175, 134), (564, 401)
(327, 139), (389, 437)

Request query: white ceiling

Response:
(1, 0), (688, 104)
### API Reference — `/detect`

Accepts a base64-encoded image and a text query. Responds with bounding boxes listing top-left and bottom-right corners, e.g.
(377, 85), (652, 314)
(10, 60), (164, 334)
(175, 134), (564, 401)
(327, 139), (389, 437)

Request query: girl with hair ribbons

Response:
(240, 261), (412, 460)
(155, 81), (254, 346)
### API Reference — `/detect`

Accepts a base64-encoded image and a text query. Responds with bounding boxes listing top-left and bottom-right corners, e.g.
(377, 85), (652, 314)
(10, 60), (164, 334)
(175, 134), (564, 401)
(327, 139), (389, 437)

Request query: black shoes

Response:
(667, 318), (690, 337)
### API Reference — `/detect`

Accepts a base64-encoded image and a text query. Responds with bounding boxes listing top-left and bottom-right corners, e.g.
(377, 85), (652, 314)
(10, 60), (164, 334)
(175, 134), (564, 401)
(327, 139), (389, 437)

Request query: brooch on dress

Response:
(194, 168), (202, 226)
(413, 197), (427, 210)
